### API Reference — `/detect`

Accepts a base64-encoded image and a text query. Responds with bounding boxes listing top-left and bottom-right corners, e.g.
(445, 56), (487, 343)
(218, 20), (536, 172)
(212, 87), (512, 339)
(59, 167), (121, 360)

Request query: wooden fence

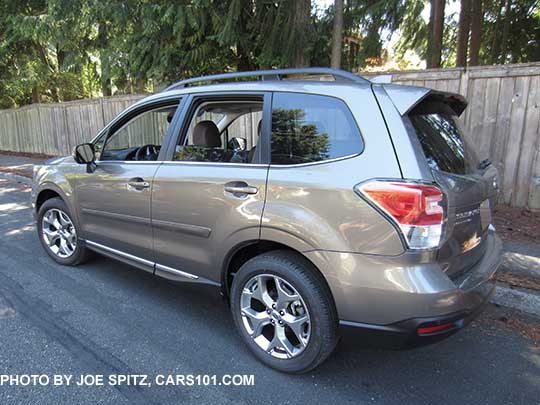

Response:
(375, 62), (540, 209)
(0, 95), (144, 157)
(0, 62), (539, 208)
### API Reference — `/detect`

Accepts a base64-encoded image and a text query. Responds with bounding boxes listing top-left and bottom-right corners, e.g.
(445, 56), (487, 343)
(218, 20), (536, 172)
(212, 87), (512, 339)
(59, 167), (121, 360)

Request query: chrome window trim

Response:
(159, 161), (268, 168)
(96, 155), (359, 167)
(94, 160), (269, 167)
(269, 152), (360, 168)
(95, 160), (163, 165)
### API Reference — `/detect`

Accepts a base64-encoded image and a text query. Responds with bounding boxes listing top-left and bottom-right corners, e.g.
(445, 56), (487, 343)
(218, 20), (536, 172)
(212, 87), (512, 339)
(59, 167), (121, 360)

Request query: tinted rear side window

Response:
(270, 92), (363, 165)
(409, 101), (479, 174)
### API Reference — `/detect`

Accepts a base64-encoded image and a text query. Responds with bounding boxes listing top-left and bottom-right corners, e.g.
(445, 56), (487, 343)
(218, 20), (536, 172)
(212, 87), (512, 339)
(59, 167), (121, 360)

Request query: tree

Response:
(292, 0), (312, 67)
(480, 0), (538, 64)
(456, 0), (471, 66)
(469, 0), (484, 65)
(1, 0), (539, 109)
(427, 0), (445, 68)
(331, 0), (344, 69)
(500, 0), (513, 62)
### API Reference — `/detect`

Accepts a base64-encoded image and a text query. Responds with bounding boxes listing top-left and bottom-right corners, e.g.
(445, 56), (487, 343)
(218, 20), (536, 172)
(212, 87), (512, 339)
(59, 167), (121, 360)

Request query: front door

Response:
(151, 93), (270, 282)
(76, 100), (181, 264)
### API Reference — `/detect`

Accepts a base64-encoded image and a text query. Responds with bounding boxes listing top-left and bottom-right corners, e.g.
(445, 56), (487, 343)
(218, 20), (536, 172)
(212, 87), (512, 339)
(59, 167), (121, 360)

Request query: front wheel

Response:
(37, 197), (89, 266)
(230, 250), (338, 373)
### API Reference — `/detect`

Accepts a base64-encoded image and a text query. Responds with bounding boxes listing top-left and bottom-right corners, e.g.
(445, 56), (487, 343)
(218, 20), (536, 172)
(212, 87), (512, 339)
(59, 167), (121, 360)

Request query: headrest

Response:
(193, 120), (221, 147)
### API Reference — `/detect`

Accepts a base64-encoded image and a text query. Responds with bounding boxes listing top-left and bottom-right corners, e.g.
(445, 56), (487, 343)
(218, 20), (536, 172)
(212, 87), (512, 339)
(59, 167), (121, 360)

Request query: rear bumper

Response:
(305, 229), (502, 346)
(339, 285), (494, 349)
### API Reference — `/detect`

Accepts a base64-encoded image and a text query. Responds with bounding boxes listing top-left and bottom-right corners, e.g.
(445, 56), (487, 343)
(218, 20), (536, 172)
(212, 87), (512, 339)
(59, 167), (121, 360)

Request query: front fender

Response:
(32, 159), (81, 226)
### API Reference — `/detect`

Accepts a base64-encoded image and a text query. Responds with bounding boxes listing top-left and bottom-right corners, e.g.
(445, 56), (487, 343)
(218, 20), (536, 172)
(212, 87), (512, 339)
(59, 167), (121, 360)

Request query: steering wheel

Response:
(135, 144), (159, 161)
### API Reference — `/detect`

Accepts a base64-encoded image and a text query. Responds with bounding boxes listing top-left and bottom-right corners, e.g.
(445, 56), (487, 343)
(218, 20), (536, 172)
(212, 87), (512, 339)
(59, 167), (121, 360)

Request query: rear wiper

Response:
(478, 158), (491, 170)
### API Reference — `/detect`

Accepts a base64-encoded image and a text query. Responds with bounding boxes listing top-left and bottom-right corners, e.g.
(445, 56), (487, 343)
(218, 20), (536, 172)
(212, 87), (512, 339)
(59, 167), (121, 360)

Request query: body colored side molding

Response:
(81, 208), (151, 225)
(152, 219), (212, 238)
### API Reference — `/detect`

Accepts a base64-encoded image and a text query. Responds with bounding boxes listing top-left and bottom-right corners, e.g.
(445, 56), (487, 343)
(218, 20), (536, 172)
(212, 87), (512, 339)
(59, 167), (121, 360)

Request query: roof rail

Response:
(163, 68), (368, 92)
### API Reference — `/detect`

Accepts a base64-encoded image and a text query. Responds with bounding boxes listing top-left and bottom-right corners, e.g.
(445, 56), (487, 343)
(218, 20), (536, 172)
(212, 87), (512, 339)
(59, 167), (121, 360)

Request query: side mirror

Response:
(73, 143), (96, 173)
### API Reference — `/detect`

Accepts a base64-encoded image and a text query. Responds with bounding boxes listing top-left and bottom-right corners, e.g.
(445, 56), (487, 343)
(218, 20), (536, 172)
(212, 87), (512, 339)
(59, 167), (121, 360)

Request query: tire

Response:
(37, 197), (90, 266)
(230, 250), (338, 373)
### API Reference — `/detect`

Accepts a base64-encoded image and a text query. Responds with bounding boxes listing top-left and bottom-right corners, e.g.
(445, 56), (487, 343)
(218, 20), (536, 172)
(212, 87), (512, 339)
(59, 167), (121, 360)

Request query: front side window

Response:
(174, 99), (263, 163)
(270, 93), (363, 165)
(99, 103), (178, 161)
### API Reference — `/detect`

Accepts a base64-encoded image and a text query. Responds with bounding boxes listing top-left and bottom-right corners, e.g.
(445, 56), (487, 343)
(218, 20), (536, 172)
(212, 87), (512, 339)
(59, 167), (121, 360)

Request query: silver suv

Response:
(32, 68), (502, 373)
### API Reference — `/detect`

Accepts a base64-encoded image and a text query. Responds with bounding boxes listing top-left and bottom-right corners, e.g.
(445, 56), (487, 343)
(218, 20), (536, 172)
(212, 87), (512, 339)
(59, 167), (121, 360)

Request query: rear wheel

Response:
(37, 197), (89, 266)
(230, 250), (338, 373)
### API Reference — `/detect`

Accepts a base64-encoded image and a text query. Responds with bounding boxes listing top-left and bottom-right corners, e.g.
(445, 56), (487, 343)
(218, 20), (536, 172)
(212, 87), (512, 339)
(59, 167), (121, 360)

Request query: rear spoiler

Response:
(381, 84), (468, 117)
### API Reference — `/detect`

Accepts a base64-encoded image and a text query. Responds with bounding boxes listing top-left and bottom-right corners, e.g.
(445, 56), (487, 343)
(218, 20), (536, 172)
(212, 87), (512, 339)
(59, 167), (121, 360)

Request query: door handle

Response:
(224, 183), (258, 195)
(128, 178), (150, 189)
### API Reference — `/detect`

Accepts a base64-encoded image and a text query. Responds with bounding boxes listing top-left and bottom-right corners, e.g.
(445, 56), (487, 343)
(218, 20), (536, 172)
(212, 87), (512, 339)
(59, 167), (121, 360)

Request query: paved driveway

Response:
(1, 175), (539, 404)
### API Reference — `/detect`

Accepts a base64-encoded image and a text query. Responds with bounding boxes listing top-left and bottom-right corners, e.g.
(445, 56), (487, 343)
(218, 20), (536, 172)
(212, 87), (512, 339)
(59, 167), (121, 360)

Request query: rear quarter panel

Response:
(262, 86), (404, 256)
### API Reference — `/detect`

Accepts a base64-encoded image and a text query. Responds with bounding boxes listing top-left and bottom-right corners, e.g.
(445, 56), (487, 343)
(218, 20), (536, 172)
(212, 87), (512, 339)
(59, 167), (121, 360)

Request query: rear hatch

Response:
(405, 92), (499, 279)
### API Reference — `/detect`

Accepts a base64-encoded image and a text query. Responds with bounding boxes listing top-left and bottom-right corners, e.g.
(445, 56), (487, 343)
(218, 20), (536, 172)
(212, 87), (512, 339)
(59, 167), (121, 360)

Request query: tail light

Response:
(355, 180), (445, 250)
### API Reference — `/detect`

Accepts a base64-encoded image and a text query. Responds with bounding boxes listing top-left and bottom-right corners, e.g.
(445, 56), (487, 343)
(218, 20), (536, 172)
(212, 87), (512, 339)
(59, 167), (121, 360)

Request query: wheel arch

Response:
(221, 239), (338, 314)
(35, 183), (79, 227)
(36, 188), (62, 213)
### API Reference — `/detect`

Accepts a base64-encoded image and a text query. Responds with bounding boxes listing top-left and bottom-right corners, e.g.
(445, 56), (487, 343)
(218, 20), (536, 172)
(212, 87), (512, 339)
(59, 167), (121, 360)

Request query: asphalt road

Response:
(1, 174), (539, 404)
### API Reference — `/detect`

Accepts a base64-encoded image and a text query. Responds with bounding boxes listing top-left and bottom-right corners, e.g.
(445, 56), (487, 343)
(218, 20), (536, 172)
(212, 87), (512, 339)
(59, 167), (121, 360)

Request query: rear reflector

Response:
(417, 322), (454, 335)
(355, 181), (445, 249)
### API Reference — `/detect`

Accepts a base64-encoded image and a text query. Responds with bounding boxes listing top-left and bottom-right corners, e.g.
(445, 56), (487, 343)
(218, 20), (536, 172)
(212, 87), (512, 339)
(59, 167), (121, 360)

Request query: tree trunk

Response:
(99, 49), (112, 96)
(98, 25), (112, 96)
(236, 0), (254, 71)
(331, 0), (344, 69)
(426, 0), (436, 67)
(456, 0), (471, 67)
(490, 0), (504, 64)
(136, 77), (146, 93)
(31, 87), (40, 104)
(293, 0), (311, 67)
(427, 0), (445, 68)
(237, 51), (252, 71)
(500, 0), (512, 63)
(468, 0), (483, 66)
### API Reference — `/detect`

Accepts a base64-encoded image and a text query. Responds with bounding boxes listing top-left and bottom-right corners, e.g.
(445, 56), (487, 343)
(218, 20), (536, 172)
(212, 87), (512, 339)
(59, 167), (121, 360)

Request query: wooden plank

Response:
(477, 77), (501, 161)
(463, 78), (488, 151)
(491, 77), (515, 172)
(514, 76), (540, 207)
(446, 79), (461, 94)
(501, 76), (530, 205)
(468, 64), (540, 79)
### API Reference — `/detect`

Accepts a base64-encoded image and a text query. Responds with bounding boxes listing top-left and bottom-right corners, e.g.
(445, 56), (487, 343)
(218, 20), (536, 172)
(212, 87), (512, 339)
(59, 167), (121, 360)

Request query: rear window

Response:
(270, 92), (363, 165)
(408, 101), (479, 174)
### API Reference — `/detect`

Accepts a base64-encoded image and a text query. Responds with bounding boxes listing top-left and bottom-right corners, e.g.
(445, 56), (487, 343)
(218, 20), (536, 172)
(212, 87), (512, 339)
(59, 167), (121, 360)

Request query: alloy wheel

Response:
(240, 274), (311, 359)
(41, 208), (77, 258)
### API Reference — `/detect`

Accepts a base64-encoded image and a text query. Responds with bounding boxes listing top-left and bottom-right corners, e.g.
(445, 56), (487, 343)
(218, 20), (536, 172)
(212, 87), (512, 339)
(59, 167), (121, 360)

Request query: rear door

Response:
(405, 96), (499, 278)
(151, 92), (270, 283)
